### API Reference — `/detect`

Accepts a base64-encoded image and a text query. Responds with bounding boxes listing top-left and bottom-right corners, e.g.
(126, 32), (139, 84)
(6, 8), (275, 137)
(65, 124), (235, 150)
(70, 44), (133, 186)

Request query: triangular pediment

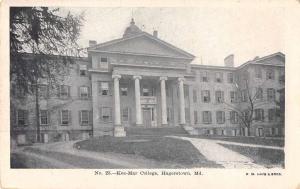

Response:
(88, 33), (194, 59)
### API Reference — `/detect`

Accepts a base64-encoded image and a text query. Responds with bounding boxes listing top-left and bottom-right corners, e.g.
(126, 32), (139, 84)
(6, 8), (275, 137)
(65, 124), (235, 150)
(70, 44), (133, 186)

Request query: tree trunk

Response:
(35, 82), (41, 142)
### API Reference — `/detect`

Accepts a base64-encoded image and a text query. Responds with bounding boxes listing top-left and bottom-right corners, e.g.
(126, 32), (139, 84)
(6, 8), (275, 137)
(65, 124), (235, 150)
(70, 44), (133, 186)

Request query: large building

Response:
(11, 19), (285, 144)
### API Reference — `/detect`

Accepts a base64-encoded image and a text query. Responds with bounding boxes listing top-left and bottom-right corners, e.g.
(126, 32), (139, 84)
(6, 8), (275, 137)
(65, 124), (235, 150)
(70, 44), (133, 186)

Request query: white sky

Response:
(64, 7), (285, 67)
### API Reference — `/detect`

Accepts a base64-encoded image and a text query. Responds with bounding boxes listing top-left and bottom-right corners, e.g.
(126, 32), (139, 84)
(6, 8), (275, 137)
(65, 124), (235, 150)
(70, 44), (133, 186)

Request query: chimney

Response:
(224, 54), (234, 67)
(153, 30), (158, 38)
(89, 40), (97, 47)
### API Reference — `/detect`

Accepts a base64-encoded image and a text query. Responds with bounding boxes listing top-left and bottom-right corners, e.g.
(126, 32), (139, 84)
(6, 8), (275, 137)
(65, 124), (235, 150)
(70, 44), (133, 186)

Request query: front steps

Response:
(126, 126), (189, 136)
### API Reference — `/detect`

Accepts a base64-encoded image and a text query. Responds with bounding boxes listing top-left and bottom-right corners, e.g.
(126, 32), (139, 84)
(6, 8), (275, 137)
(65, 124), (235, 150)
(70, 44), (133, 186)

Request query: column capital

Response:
(112, 74), (121, 79)
(159, 76), (168, 81)
(178, 77), (185, 82)
(133, 75), (142, 80)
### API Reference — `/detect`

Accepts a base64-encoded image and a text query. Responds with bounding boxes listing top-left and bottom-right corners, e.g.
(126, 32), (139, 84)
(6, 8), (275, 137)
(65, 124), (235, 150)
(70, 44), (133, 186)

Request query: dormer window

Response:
(79, 65), (87, 76)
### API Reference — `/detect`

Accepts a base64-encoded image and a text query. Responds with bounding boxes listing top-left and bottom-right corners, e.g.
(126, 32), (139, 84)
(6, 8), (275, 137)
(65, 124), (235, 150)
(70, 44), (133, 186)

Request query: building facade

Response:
(11, 19), (285, 144)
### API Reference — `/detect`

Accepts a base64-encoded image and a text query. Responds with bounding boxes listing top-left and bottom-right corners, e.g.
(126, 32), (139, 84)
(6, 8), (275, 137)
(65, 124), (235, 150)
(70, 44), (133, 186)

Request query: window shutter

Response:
(78, 86), (81, 99)
(24, 110), (29, 125)
(209, 112), (212, 123)
(201, 91), (204, 102)
(109, 108), (112, 121)
(109, 82), (113, 96)
(99, 108), (102, 121)
(68, 86), (71, 98)
(89, 110), (93, 126)
(59, 110), (62, 125)
(220, 73), (223, 82)
(47, 110), (51, 125)
(262, 110), (265, 122)
(57, 85), (61, 98)
(79, 111), (82, 125)
(77, 64), (80, 75)
(88, 87), (91, 98)
(69, 110), (72, 125)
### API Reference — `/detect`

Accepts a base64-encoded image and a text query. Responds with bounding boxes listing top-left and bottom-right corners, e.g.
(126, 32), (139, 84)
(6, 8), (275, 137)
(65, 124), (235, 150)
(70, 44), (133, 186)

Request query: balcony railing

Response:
(140, 96), (157, 104)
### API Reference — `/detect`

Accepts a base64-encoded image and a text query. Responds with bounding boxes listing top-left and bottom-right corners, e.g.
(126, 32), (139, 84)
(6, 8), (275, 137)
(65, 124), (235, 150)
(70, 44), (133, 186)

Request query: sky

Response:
(63, 7), (285, 67)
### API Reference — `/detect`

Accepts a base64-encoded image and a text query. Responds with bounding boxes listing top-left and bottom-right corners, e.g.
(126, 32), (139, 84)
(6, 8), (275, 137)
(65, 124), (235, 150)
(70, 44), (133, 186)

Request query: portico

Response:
(112, 72), (187, 136)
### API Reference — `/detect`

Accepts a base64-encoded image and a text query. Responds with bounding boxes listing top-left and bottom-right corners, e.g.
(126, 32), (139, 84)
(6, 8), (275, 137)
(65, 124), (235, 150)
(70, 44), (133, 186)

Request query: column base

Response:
(114, 126), (126, 137)
(161, 124), (168, 127)
(135, 123), (143, 127)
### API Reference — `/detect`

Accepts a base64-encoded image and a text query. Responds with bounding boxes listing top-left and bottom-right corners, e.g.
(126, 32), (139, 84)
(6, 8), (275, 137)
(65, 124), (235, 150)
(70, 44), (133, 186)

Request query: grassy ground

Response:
(190, 135), (284, 147)
(75, 136), (222, 168)
(220, 144), (284, 168)
(11, 152), (54, 168)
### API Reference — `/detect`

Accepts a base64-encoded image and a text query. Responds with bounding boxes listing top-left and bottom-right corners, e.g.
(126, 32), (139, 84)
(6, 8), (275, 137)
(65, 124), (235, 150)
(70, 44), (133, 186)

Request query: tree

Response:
(276, 74), (285, 129)
(222, 71), (272, 136)
(10, 7), (84, 142)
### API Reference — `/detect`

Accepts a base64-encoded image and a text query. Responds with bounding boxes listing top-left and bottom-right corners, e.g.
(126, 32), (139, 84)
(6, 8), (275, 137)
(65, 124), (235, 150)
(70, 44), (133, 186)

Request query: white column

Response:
(178, 77), (186, 125)
(160, 76), (168, 126)
(133, 75), (142, 125)
(112, 74), (121, 126)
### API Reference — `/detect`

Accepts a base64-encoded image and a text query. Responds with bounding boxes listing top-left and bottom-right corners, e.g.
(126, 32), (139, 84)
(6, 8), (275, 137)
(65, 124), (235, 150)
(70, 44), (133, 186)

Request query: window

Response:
(202, 71), (209, 82)
(243, 110), (249, 122)
(80, 86), (89, 99)
(121, 87), (128, 96)
(256, 87), (263, 100)
(268, 109), (276, 122)
(267, 88), (275, 101)
(202, 90), (210, 103)
(40, 110), (49, 125)
(142, 88), (150, 96)
(215, 72), (223, 83)
(215, 90), (224, 103)
(99, 57), (108, 69)
(255, 67), (262, 78)
(216, 111), (225, 124)
(61, 110), (70, 125)
(194, 111), (198, 124)
(203, 111), (212, 124)
(39, 84), (48, 98)
(17, 110), (28, 126)
(241, 90), (248, 102)
(59, 85), (70, 98)
(99, 82), (109, 96)
(254, 109), (264, 121)
(230, 111), (239, 124)
(101, 107), (112, 122)
(278, 70), (285, 84)
(16, 86), (26, 97)
(227, 73), (234, 83)
(80, 110), (90, 125)
(230, 91), (237, 103)
(79, 65), (87, 76)
(193, 89), (197, 103)
(266, 69), (275, 80)
(122, 107), (129, 122)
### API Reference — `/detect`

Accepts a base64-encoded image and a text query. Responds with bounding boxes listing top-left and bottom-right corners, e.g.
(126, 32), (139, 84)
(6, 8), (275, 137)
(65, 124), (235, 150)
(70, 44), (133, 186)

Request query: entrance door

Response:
(143, 108), (152, 127)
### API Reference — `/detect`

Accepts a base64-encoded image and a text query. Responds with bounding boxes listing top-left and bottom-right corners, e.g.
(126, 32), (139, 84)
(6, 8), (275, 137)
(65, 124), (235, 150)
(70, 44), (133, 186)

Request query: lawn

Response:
(75, 136), (222, 168)
(190, 135), (284, 147)
(220, 144), (284, 168)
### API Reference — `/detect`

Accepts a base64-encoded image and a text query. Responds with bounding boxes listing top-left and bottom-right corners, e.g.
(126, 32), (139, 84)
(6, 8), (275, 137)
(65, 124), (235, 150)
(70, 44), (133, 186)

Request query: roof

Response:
(88, 32), (195, 60)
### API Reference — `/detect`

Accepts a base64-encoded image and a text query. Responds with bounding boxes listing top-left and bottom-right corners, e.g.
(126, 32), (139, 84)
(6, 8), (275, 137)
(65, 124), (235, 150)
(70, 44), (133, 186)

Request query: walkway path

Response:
(170, 136), (265, 168)
(212, 140), (283, 150)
